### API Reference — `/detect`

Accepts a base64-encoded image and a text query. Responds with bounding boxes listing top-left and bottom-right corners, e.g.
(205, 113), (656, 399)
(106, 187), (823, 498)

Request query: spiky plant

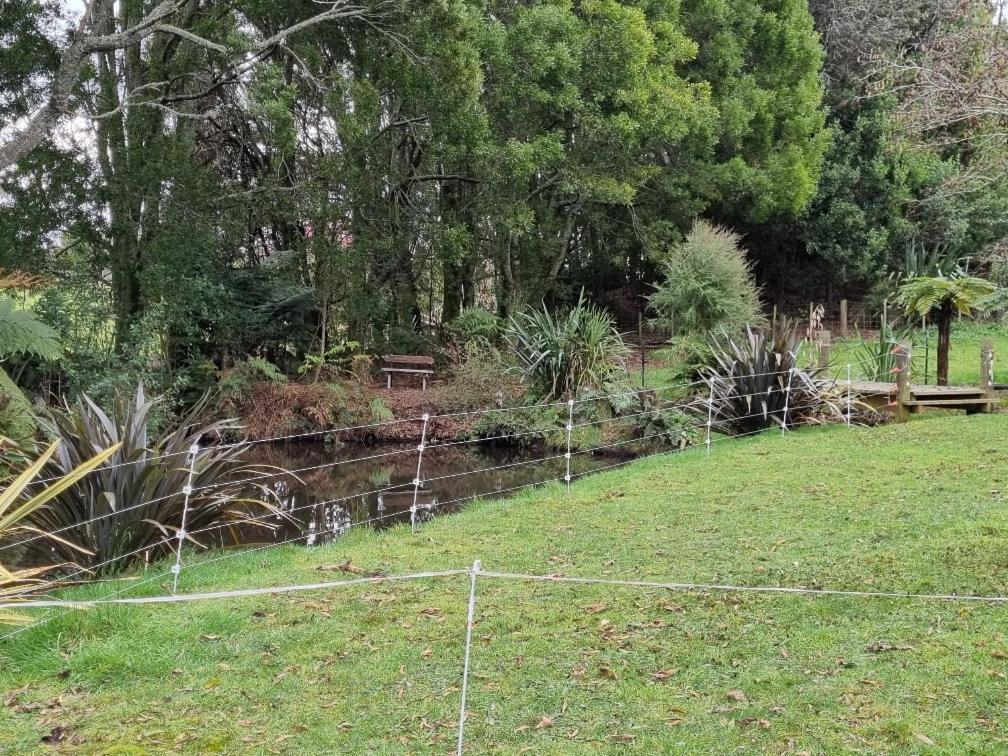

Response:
(19, 385), (281, 575)
(506, 291), (630, 400)
(1, 440), (120, 624)
(698, 321), (841, 435)
(852, 323), (920, 382)
(897, 275), (996, 385)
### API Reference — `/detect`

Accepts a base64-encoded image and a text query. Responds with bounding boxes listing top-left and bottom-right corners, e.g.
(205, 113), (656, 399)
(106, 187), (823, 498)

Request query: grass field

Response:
(2, 416), (1008, 753)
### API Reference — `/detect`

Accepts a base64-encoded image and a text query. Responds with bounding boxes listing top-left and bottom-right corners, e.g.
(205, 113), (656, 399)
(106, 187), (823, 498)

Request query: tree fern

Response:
(0, 297), (60, 360)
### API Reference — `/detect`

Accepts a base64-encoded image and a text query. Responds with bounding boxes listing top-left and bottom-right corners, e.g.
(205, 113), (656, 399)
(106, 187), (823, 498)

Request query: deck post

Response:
(894, 342), (911, 423)
(839, 300), (848, 338)
(818, 330), (831, 369)
(980, 339), (995, 413)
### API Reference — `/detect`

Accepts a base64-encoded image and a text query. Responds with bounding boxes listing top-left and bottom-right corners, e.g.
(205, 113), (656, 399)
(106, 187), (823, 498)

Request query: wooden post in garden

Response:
(772, 304), (777, 331)
(894, 342), (911, 423)
(980, 339), (995, 413)
(839, 299), (848, 338)
(819, 330), (832, 369)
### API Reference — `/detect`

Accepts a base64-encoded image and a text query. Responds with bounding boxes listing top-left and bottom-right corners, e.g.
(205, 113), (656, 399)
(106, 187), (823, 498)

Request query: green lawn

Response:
(3, 416), (1008, 753)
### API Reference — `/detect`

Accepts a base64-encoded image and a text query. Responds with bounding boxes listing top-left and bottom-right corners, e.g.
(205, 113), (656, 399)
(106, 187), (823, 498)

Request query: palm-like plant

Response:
(1, 440), (120, 624)
(506, 292), (630, 399)
(19, 385), (281, 574)
(897, 275), (996, 385)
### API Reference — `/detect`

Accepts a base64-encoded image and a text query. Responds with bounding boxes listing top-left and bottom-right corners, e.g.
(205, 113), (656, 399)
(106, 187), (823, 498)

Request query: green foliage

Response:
(444, 308), (504, 348)
(0, 366), (35, 444)
(1, 438), (120, 624)
(851, 323), (920, 382)
(0, 296), (59, 360)
(647, 220), (763, 335)
(897, 276), (997, 320)
(470, 404), (563, 448)
(506, 292), (629, 400)
(369, 397), (394, 424)
(699, 322), (841, 434)
(21, 385), (280, 574)
(218, 357), (286, 409)
(445, 343), (522, 412)
(298, 339), (363, 378)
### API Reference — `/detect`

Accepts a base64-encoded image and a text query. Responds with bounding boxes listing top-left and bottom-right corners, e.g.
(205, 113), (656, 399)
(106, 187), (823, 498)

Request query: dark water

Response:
(230, 441), (636, 549)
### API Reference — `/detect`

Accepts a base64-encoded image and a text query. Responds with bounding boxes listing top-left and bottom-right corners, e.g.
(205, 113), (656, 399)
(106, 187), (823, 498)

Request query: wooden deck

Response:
(844, 380), (995, 416)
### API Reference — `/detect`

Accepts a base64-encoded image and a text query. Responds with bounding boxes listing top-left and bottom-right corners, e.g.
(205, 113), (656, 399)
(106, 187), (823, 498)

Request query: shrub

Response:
(470, 404), (564, 448)
(697, 322), (842, 435)
(647, 220), (764, 335)
(444, 308), (504, 348)
(240, 381), (348, 439)
(851, 323), (919, 381)
(20, 386), (281, 575)
(506, 292), (629, 400)
(218, 356), (286, 409)
(1, 439), (120, 623)
(444, 343), (524, 411)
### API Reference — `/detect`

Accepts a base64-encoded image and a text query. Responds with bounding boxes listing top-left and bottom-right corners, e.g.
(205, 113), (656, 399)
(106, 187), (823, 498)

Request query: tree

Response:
(897, 274), (996, 384)
(0, 0), (389, 173)
(647, 220), (763, 335)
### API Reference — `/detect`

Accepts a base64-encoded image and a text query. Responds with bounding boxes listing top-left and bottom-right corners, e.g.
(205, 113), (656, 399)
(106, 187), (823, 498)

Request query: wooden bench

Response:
(381, 354), (435, 391)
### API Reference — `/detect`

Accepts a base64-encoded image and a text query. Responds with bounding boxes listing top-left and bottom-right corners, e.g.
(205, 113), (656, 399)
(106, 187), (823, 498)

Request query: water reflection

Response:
(228, 441), (632, 548)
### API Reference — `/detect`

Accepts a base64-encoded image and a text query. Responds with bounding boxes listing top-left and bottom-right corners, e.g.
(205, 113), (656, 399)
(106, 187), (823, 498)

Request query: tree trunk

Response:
(936, 301), (952, 386)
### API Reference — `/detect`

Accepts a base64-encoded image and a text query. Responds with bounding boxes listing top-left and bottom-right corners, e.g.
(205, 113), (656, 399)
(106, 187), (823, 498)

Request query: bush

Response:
(697, 321), (842, 435)
(444, 308), (504, 348)
(647, 220), (764, 335)
(20, 386), (280, 575)
(470, 404), (564, 448)
(506, 292), (629, 400)
(444, 343), (524, 411)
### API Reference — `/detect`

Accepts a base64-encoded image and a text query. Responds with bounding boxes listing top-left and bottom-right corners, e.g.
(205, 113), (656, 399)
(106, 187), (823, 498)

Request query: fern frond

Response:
(0, 298), (60, 360)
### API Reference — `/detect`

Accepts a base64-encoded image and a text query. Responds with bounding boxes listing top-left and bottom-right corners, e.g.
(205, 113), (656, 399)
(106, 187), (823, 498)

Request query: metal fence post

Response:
(411, 414), (430, 533)
(457, 558), (481, 756)
(564, 399), (574, 492)
(171, 442), (199, 595)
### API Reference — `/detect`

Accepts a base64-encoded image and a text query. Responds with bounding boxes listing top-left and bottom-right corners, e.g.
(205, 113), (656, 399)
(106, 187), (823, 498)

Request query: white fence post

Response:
(411, 414), (430, 533)
(781, 367), (794, 437)
(171, 442), (199, 595)
(457, 558), (481, 756)
(846, 363), (852, 427)
(564, 399), (574, 493)
(705, 380), (714, 455)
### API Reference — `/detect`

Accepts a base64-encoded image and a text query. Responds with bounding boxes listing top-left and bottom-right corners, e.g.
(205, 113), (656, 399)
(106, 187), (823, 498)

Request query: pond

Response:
(229, 440), (641, 550)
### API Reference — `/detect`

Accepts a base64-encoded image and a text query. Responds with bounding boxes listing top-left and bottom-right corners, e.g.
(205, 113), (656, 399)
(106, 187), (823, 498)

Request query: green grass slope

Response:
(2, 416), (1008, 753)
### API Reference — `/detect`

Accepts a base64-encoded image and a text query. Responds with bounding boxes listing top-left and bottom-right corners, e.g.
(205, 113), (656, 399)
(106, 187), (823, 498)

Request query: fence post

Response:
(781, 367), (794, 437)
(981, 339), (995, 413)
(705, 380), (715, 456)
(456, 558), (481, 756)
(171, 442), (199, 595)
(839, 299), (848, 338)
(894, 342), (911, 423)
(565, 399), (574, 492)
(411, 414), (430, 533)
(818, 330), (832, 369)
(922, 317), (930, 385)
(638, 311), (645, 388)
(846, 363), (852, 427)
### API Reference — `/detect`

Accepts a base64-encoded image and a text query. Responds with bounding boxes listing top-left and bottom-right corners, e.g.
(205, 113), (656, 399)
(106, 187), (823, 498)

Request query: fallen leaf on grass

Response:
(534, 716), (554, 730)
(598, 666), (618, 680)
(200, 634), (221, 642)
(582, 603), (607, 614)
(421, 648), (433, 658)
(651, 668), (678, 682)
(727, 690), (747, 703)
(866, 641), (913, 653)
(915, 732), (936, 747)
(316, 560), (384, 577)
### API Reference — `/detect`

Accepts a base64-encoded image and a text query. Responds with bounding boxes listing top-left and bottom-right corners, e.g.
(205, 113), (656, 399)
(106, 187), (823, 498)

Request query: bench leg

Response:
(387, 373), (391, 390)
(422, 376), (427, 392)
